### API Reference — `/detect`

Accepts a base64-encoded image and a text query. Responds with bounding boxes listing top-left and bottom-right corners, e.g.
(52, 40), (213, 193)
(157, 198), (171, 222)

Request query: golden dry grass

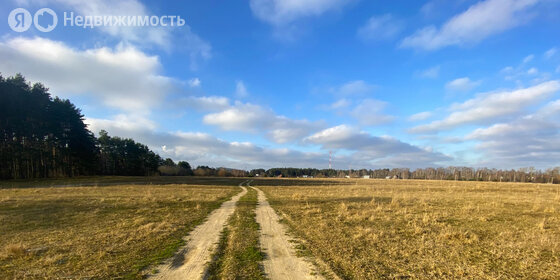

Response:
(0, 184), (240, 279)
(260, 179), (560, 279)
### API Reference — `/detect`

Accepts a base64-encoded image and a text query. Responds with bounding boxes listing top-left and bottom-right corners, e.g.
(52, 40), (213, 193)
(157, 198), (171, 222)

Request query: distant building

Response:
(302, 175), (308, 178)
(363, 175), (370, 179)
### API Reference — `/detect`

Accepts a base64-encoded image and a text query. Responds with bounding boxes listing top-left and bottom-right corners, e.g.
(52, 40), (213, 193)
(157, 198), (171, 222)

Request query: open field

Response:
(258, 179), (560, 279)
(2, 177), (560, 279)
(0, 182), (240, 279)
(0, 176), (250, 189)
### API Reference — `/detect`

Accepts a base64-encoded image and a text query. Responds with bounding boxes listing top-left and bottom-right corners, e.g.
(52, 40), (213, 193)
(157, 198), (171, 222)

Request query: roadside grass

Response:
(0, 183), (240, 279)
(261, 179), (560, 279)
(206, 187), (266, 280)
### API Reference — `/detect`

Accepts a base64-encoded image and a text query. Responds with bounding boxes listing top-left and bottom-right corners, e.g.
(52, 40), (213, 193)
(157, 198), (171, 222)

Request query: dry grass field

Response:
(259, 179), (560, 279)
(0, 183), (240, 279)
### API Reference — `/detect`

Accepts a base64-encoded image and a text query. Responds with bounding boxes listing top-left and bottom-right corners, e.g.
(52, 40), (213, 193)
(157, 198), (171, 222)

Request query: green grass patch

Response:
(206, 188), (266, 280)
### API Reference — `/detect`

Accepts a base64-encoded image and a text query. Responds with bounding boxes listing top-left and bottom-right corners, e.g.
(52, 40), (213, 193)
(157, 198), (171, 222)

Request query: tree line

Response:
(0, 74), (194, 179)
(248, 167), (560, 184)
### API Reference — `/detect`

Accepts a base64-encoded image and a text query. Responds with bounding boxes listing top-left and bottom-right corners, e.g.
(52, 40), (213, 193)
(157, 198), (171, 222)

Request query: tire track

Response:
(252, 186), (324, 280)
(149, 181), (249, 280)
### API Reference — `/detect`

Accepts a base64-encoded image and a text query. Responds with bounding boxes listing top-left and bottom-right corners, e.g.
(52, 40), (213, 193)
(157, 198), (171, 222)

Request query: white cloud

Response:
(417, 66), (440, 79)
(0, 37), (174, 112)
(523, 54), (535, 64)
(527, 67), (538, 75)
(203, 103), (269, 131)
(330, 80), (376, 96)
(86, 115), (328, 169)
(177, 96), (231, 112)
(408, 111), (433, 122)
(18, 0), (211, 68)
(445, 77), (481, 91)
(305, 125), (450, 167)
(87, 115), (451, 169)
(401, 0), (538, 50)
(249, 0), (349, 26)
(420, 1), (437, 17)
(500, 66), (514, 73)
(235, 80), (249, 98)
(202, 102), (324, 143)
(544, 48), (557, 59)
(86, 114), (157, 135)
(357, 14), (404, 41)
(410, 80), (560, 133)
(188, 78), (201, 87)
(466, 100), (560, 168)
(330, 98), (351, 109)
(350, 99), (395, 126)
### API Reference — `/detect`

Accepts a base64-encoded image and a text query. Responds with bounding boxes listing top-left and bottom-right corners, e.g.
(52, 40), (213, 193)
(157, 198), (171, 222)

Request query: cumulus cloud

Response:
(350, 99), (395, 126)
(177, 96), (231, 112)
(357, 14), (404, 42)
(305, 125), (450, 167)
(445, 77), (481, 91)
(86, 114), (157, 135)
(18, 0), (212, 62)
(410, 80), (560, 133)
(401, 0), (538, 50)
(202, 102), (324, 143)
(466, 99), (560, 168)
(0, 37), (174, 112)
(86, 115), (327, 169)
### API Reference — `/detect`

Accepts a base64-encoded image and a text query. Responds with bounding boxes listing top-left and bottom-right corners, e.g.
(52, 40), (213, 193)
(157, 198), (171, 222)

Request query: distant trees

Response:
(249, 167), (560, 184)
(158, 158), (194, 176)
(97, 130), (162, 176)
(193, 166), (247, 177)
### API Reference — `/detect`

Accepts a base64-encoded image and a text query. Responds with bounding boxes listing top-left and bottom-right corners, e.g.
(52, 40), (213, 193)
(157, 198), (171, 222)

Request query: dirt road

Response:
(149, 181), (249, 280)
(252, 186), (324, 280)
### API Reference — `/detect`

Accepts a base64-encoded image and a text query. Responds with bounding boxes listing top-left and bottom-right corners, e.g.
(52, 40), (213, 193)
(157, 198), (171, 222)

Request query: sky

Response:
(1, 0), (559, 170)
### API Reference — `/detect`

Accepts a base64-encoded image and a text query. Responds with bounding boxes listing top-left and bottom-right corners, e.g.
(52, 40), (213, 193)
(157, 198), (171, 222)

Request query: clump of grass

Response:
(206, 188), (266, 280)
(1, 244), (28, 259)
(261, 179), (560, 279)
(0, 182), (241, 279)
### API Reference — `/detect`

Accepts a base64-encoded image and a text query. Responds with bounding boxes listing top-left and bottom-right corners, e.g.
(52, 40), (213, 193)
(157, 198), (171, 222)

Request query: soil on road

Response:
(252, 186), (324, 280)
(149, 182), (248, 280)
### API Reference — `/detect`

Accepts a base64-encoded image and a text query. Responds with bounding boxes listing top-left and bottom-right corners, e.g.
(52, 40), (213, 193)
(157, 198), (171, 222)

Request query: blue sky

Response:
(1, 0), (560, 170)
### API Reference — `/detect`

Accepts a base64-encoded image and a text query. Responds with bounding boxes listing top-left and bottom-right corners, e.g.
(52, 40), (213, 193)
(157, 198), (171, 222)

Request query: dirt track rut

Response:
(149, 182), (248, 280)
(252, 186), (324, 280)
